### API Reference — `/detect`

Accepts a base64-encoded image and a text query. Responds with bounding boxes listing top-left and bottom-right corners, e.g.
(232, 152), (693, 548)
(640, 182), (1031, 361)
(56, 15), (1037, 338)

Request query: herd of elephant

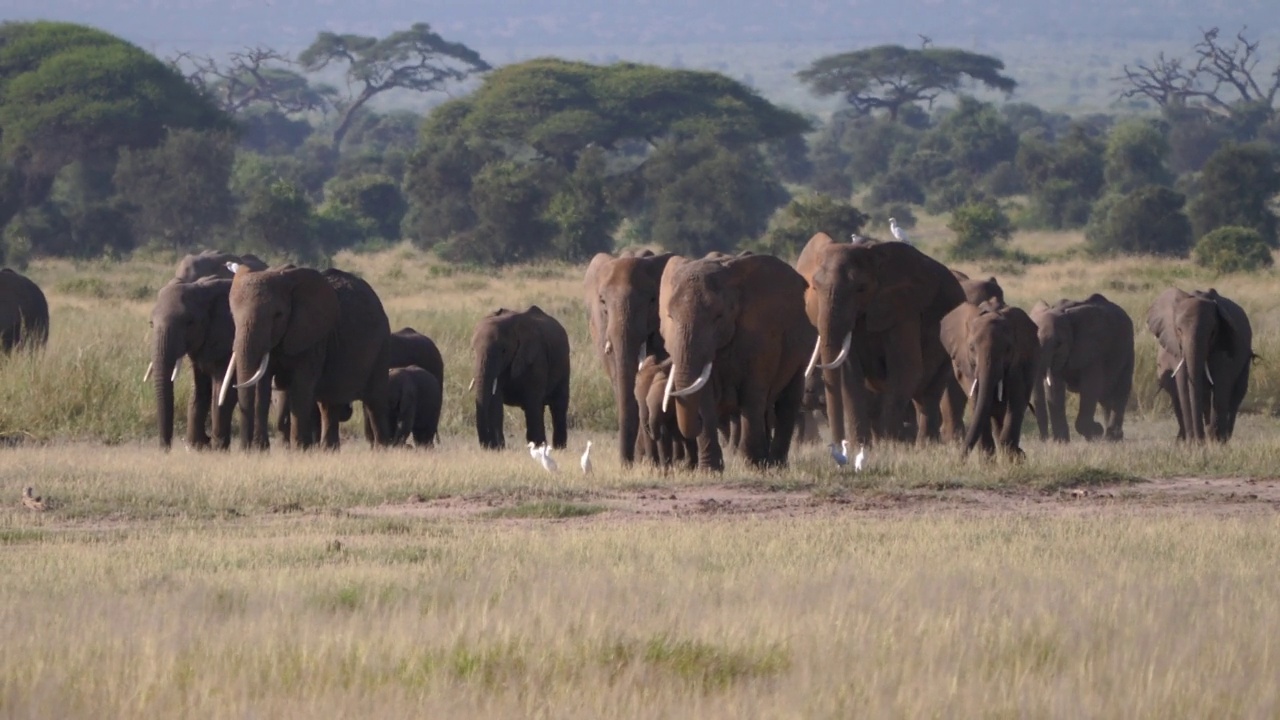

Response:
(0, 235), (1256, 465)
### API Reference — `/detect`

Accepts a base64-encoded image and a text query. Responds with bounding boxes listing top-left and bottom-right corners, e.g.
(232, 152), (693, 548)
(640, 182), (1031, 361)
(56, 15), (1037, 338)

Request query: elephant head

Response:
(941, 300), (1038, 455)
(173, 251), (267, 283)
(148, 278), (233, 449)
(951, 269), (1004, 305)
(220, 266), (341, 448)
(658, 256), (739, 442)
(584, 251), (673, 464)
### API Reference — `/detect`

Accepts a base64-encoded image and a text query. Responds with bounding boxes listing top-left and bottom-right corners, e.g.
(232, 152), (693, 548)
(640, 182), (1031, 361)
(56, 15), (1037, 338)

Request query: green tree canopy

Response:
(797, 45), (1017, 121)
(1187, 141), (1280, 246)
(1103, 119), (1173, 194)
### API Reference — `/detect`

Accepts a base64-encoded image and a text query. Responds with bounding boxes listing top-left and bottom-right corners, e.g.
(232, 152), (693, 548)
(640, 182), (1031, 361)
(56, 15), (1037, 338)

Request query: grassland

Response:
(2, 227), (1280, 716)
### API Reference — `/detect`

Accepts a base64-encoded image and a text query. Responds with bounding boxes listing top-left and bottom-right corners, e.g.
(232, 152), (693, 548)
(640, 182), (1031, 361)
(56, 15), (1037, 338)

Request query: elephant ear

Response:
(510, 333), (540, 380)
(864, 264), (930, 334)
(1146, 288), (1187, 358)
(282, 268), (340, 356)
(939, 303), (972, 360)
(1213, 297), (1245, 358)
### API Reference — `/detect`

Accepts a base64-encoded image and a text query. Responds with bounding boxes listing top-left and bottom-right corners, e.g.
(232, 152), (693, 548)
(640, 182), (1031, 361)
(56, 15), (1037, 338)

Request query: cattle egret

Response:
(538, 444), (559, 473)
(829, 440), (849, 467)
(854, 445), (867, 473)
(580, 440), (593, 474)
(850, 233), (868, 244)
(527, 441), (541, 460)
(889, 217), (910, 244)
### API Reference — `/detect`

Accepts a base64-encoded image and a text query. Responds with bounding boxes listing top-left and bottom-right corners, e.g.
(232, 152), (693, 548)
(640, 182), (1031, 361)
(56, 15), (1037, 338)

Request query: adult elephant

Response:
(173, 250), (267, 283)
(583, 250), (674, 465)
(796, 233), (965, 447)
(950, 269), (1004, 305)
(0, 268), (49, 353)
(941, 300), (1040, 457)
(218, 266), (392, 450)
(1030, 294), (1134, 442)
(1147, 288), (1253, 442)
(659, 253), (814, 470)
(469, 306), (570, 450)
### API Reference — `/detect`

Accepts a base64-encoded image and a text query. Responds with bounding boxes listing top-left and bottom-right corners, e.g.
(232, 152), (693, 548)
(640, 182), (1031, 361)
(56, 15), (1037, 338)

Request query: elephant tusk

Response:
(235, 352), (270, 389)
(1172, 358), (1184, 377)
(467, 377), (475, 392)
(638, 356), (649, 372)
(604, 340), (613, 355)
(969, 378), (978, 398)
(1044, 373), (1052, 388)
(997, 380), (1004, 402)
(815, 332), (851, 370)
(804, 336), (822, 378)
(670, 362), (713, 399)
(143, 361), (153, 383)
(661, 364), (677, 413)
(492, 379), (498, 396)
(225, 261), (240, 274)
(171, 357), (182, 383)
(637, 341), (647, 372)
(218, 352), (236, 407)
(1205, 363), (1214, 386)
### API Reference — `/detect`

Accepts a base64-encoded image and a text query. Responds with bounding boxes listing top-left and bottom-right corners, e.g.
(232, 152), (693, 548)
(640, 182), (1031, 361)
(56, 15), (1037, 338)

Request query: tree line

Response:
(1, 21), (1277, 272)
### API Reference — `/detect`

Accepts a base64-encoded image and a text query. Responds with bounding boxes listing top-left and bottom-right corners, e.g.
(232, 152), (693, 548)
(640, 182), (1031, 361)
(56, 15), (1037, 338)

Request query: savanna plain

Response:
(3, 226), (1280, 718)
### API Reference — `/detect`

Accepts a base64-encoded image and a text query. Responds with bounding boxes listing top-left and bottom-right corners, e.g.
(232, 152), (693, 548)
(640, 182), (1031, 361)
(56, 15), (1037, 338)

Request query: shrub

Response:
(947, 200), (1013, 260)
(754, 195), (868, 257)
(1192, 226), (1274, 273)
(1086, 185), (1193, 257)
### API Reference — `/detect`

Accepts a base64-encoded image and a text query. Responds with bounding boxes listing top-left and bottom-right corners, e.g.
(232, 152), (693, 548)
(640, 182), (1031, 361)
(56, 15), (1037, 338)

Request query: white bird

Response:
(527, 441), (541, 460)
(854, 445), (867, 473)
(850, 233), (868, 244)
(580, 440), (593, 474)
(829, 439), (849, 467)
(538, 444), (559, 473)
(888, 217), (911, 245)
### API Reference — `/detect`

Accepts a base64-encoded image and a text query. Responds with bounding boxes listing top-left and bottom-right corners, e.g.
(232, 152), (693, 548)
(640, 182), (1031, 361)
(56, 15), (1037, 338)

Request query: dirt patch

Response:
(351, 476), (1280, 523)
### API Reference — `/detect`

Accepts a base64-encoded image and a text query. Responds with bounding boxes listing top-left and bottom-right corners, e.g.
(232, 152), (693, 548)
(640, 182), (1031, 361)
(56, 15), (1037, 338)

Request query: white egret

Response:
(580, 440), (593, 474)
(889, 217), (910, 244)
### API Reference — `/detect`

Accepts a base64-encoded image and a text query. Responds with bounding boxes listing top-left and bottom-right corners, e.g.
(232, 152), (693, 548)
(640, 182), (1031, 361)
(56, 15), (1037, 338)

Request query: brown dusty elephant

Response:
(470, 306), (570, 450)
(941, 300), (1040, 457)
(635, 355), (696, 469)
(147, 277), (266, 450)
(659, 253), (815, 470)
(950, 269), (1004, 305)
(173, 250), (268, 283)
(219, 266), (392, 450)
(366, 365), (442, 448)
(796, 233), (965, 447)
(583, 250), (674, 465)
(1031, 294), (1134, 442)
(1147, 288), (1253, 443)
(0, 268), (49, 353)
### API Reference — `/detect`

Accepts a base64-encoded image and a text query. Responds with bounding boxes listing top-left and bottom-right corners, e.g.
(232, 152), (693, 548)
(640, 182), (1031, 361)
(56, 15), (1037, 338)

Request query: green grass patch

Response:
(482, 501), (607, 519)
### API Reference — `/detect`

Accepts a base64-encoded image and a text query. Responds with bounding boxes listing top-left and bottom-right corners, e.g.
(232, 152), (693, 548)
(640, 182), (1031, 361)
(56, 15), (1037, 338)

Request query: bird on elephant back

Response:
(658, 252), (815, 470)
(583, 249), (674, 465)
(1147, 288), (1254, 443)
(796, 233), (966, 449)
(469, 305), (570, 451)
(1030, 294), (1134, 442)
(941, 299), (1041, 458)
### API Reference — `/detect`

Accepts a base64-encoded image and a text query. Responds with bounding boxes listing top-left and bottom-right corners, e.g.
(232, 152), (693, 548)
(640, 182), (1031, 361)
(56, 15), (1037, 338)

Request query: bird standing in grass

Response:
(889, 217), (910, 245)
(538, 444), (559, 473)
(527, 441), (541, 460)
(854, 445), (867, 473)
(22, 486), (45, 512)
(829, 440), (849, 467)
(580, 440), (593, 475)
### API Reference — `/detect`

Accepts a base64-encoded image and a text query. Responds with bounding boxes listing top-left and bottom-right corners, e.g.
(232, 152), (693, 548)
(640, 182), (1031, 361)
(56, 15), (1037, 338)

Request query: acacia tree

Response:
(298, 23), (490, 149)
(797, 44), (1017, 121)
(169, 47), (332, 116)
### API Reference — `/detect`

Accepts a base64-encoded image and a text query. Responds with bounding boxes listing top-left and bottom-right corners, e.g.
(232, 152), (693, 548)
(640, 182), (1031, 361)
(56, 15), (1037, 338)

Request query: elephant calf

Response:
(635, 356), (695, 469)
(365, 366), (442, 448)
(470, 306), (571, 450)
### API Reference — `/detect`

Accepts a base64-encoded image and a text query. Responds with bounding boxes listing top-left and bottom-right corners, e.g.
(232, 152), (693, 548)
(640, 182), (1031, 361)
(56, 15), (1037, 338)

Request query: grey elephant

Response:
(173, 250), (268, 283)
(1031, 294), (1134, 442)
(950, 269), (1004, 305)
(219, 266), (392, 450)
(364, 365), (442, 448)
(470, 306), (570, 450)
(635, 355), (695, 469)
(0, 268), (49, 353)
(1147, 288), (1253, 442)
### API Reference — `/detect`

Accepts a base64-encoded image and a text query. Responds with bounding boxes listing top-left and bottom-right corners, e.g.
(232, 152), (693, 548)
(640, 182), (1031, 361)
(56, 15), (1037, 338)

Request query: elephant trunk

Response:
(964, 356), (1003, 455)
(817, 303), (857, 444)
(1182, 329), (1212, 442)
(610, 334), (645, 465)
(232, 324), (272, 450)
(152, 328), (184, 450)
(666, 345), (711, 442)
(473, 350), (504, 449)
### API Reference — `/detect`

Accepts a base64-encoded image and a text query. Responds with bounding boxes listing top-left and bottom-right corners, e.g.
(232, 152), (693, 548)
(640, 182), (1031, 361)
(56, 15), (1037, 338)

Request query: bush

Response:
(1186, 142), (1280, 247)
(754, 195), (868, 257)
(1192, 226), (1274, 273)
(947, 200), (1013, 260)
(865, 171), (925, 208)
(1086, 185), (1193, 257)
(322, 173), (407, 242)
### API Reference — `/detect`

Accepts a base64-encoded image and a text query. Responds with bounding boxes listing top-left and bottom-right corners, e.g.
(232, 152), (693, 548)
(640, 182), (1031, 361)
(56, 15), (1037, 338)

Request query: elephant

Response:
(173, 250), (267, 283)
(950, 269), (1004, 305)
(365, 365), (442, 448)
(1146, 288), (1253, 442)
(0, 268), (49, 353)
(584, 250), (674, 464)
(941, 300), (1040, 457)
(796, 232), (966, 448)
(1030, 294), (1134, 442)
(635, 355), (696, 469)
(793, 371), (827, 444)
(659, 253), (815, 470)
(387, 327), (445, 381)
(469, 305), (570, 450)
(219, 266), (392, 450)
(147, 277), (265, 450)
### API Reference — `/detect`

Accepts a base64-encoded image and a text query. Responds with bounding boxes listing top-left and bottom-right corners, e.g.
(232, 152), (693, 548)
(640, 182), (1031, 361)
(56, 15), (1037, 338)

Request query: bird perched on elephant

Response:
(796, 232), (965, 448)
(172, 250), (267, 283)
(1031, 294), (1134, 442)
(469, 306), (570, 450)
(941, 300), (1040, 457)
(219, 266), (393, 450)
(584, 250), (674, 465)
(368, 365), (442, 448)
(0, 268), (49, 353)
(635, 355), (695, 469)
(1147, 288), (1253, 442)
(659, 253), (815, 470)
(950, 269), (1005, 306)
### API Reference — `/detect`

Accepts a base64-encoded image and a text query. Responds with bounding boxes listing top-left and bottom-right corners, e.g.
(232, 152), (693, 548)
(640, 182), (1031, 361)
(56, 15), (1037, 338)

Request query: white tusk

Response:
(1205, 363), (1214, 386)
(1172, 358), (1184, 377)
(969, 378), (978, 398)
(815, 332), (851, 370)
(171, 357), (182, 383)
(638, 356), (649, 372)
(604, 340), (613, 354)
(662, 365), (677, 413)
(234, 352), (270, 389)
(467, 377), (475, 391)
(637, 341), (647, 372)
(226, 261), (240, 274)
(143, 361), (153, 382)
(804, 336), (822, 378)
(1044, 373), (1052, 388)
(997, 380), (1004, 402)
(218, 352), (236, 406)
(670, 362), (713, 399)
(492, 379), (498, 396)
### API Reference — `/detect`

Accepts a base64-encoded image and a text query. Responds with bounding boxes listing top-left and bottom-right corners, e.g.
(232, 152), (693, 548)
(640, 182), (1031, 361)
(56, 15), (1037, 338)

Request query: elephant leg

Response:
(939, 375), (967, 443)
(287, 385), (318, 450)
(695, 391), (724, 471)
(212, 380), (236, 451)
(1074, 381), (1105, 440)
(522, 400), (548, 448)
(187, 369), (213, 450)
(549, 383), (569, 450)
(1047, 379), (1071, 442)
(881, 323), (924, 445)
(769, 375), (804, 466)
(821, 367), (847, 444)
(1159, 374), (1185, 441)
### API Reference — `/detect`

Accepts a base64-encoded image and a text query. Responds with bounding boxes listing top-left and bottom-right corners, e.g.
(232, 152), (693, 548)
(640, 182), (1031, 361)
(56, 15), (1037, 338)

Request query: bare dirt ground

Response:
(353, 476), (1280, 524)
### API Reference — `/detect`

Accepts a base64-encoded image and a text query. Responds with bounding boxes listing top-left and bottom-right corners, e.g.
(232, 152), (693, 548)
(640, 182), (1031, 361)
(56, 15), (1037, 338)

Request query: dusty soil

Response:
(353, 476), (1280, 523)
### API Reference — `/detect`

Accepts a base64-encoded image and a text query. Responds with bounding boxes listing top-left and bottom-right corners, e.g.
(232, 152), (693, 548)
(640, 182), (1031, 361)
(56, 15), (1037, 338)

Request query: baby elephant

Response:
(366, 366), (442, 448)
(635, 356), (695, 469)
